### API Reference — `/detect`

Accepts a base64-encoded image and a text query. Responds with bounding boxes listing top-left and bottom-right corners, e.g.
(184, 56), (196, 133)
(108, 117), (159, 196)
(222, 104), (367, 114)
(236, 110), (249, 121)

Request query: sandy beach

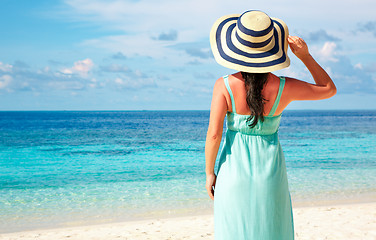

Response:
(1, 202), (375, 240)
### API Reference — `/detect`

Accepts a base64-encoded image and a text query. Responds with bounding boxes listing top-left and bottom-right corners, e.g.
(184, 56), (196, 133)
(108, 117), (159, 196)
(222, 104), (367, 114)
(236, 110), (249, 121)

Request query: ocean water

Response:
(0, 110), (375, 233)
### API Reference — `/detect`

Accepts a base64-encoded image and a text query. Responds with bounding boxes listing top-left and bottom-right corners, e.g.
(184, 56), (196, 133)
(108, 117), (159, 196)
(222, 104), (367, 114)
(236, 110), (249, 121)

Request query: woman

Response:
(205, 10), (336, 239)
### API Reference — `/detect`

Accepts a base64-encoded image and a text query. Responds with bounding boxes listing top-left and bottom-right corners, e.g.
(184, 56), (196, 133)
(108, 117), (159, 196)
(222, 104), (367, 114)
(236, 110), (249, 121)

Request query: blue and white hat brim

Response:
(210, 14), (290, 73)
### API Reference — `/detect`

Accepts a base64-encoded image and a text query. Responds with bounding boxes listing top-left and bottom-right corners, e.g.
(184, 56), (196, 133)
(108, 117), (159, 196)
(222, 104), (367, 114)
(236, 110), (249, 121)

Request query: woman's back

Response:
(224, 72), (287, 117)
(223, 74), (285, 135)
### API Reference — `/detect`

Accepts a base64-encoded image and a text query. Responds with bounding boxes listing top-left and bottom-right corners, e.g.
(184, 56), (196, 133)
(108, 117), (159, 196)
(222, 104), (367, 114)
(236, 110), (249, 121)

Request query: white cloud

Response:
(314, 42), (339, 62)
(0, 58), (164, 93)
(0, 75), (12, 89)
(61, 58), (94, 77)
(0, 60), (104, 92)
(88, 78), (104, 89)
(354, 63), (363, 70)
(0, 62), (13, 72)
(114, 77), (123, 85)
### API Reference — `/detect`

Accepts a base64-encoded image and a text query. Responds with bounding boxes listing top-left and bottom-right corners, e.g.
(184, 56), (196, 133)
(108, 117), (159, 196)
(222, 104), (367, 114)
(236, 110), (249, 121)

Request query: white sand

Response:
(1, 202), (375, 240)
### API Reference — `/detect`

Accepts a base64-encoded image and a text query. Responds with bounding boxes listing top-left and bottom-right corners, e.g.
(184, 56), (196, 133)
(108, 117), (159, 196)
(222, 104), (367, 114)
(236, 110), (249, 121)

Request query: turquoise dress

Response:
(214, 75), (294, 240)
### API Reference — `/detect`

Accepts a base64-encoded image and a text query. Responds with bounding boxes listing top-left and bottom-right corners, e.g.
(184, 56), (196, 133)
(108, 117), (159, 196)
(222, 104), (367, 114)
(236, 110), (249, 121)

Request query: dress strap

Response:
(268, 76), (285, 117)
(223, 75), (237, 113)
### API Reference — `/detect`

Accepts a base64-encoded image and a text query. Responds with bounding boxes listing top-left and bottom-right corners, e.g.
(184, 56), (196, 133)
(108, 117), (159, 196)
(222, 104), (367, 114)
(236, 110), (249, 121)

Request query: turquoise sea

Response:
(0, 110), (375, 233)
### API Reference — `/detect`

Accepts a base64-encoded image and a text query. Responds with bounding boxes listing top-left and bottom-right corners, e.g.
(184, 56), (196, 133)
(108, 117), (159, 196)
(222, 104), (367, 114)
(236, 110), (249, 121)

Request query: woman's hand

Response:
(286, 35), (337, 100)
(205, 173), (217, 200)
(288, 36), (310, 61)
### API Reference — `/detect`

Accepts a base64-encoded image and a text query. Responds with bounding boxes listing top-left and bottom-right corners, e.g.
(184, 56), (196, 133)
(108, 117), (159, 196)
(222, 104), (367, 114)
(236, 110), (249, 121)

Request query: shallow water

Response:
(0, 110), (375, 233)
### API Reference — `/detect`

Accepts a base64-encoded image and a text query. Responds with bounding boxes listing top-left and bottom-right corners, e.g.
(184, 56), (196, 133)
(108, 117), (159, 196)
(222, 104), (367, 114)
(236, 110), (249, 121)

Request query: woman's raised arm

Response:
(284, 36), (337, 101)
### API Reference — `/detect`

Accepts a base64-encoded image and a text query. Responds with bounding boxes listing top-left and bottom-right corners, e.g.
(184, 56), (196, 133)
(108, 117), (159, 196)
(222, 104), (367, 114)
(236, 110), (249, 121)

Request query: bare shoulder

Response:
(211, 75), (232, 111)
(211, 76), (226, 95)
(213, 76), (224, 87)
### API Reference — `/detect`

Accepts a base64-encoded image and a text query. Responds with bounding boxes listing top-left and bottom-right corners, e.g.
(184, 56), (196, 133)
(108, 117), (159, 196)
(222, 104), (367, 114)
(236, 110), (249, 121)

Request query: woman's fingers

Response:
(288, 35), (310, 59)
(206, 184), (214, 200)
(205, 174), (216, 200)
(288, 40), (296, 51)
(288, 36), (300, 46)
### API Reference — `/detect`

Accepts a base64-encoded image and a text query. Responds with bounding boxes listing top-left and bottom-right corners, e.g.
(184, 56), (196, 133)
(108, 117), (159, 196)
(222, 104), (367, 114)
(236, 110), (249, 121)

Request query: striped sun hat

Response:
(210, 10), (290, 73)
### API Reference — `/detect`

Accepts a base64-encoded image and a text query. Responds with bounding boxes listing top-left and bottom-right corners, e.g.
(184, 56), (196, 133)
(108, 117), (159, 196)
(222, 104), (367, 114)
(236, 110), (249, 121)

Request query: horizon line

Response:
(0, 109), (375, 112)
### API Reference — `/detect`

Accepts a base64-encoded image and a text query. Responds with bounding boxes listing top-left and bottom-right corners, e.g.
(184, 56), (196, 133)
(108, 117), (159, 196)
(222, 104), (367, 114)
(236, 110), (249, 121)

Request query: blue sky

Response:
(0, 0), (375, 110)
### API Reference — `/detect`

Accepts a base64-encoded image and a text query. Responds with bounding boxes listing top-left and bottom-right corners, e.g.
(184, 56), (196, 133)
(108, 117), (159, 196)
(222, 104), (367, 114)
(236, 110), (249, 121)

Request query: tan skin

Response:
(205, 36), (337, 200)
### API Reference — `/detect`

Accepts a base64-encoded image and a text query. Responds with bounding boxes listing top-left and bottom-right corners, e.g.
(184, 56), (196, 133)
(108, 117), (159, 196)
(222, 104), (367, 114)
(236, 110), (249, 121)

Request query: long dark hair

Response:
(241, 72), (269, 128)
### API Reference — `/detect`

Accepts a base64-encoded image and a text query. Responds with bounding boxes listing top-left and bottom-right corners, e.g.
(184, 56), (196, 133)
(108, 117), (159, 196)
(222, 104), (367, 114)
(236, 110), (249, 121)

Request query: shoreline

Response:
(2, 191), (375, 235)
(1, 196), (375, 235)
(1, 201), (375, 239)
